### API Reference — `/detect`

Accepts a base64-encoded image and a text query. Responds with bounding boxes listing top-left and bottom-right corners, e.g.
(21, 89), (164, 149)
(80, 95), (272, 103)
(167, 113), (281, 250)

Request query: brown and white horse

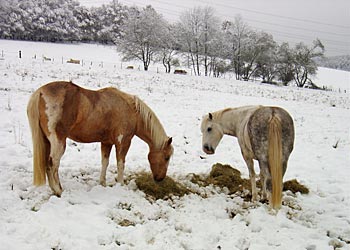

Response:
(201, 106), (294, 210)
(27, 81), (173, 196)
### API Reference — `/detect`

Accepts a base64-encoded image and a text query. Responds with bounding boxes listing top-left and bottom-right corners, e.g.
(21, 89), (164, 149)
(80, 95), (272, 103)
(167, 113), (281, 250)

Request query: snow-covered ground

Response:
(0, 39), (349, 250)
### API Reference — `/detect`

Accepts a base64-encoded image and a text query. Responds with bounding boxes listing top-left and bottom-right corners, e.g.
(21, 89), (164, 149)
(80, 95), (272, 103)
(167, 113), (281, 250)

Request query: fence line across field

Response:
(0, 49), (347, 93)
(0, 49), (195, 76)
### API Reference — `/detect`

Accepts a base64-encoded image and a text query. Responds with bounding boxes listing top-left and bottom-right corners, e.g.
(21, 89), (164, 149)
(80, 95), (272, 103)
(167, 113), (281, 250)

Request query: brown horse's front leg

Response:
(100, 143), (112, 186)
(115, 137), (132, 184)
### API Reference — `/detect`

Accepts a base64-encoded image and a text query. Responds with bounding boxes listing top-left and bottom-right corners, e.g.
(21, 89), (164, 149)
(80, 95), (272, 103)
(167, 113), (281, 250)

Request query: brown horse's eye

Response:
(165, 156), (170, 161)
(207, 127), (212, 132)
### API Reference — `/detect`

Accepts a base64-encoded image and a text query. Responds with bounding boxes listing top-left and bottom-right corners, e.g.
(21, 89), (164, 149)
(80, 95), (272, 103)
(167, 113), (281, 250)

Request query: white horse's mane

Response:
(211, 108), (233, 120)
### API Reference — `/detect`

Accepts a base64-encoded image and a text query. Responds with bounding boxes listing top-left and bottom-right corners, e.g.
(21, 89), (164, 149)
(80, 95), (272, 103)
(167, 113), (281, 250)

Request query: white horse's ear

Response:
(209, 113), (213, 120)
(167, 137), (172, 145)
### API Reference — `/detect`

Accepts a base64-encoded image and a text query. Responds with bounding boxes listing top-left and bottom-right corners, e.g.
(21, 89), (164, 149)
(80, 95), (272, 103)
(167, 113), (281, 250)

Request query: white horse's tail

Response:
(27, 91), (48, 186)
(268, 114), (283, 210)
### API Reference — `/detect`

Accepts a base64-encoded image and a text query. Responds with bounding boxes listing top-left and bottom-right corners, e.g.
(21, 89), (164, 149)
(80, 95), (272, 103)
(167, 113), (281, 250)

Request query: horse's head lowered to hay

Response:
(27, 81), (173, 196)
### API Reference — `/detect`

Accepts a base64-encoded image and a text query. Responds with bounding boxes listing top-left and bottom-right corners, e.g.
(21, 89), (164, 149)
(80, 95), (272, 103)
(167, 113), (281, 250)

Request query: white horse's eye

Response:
(207, 127), (212, 132)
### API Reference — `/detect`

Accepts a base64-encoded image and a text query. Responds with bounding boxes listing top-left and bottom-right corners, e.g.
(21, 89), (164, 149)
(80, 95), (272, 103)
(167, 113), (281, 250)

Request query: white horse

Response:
(201, 105), (294, 209)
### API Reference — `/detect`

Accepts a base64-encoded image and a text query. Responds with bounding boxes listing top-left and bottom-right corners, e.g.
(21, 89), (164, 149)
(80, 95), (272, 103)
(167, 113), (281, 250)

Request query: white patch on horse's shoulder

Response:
(41, 92), (64, 134)
(117, 134), (123, 143)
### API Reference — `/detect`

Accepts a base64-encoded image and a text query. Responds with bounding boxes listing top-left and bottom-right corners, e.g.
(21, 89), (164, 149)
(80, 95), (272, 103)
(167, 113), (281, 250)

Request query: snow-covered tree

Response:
(0, 0), (80, 42)
(0, 0), (128, 43)
(74, 5), (96, 42)
(275, 42), (295, 85)
(201, 7), (221, 76)
(155, 24), (179, 73)
(93, 1), (128, 43)
(115, 5), (168, 71)
(254, 44), (279, 84)
(240, 31), (277, 81)
(177, 7), (204, 76)
(222, 16), (251, 80)
(177, 6), (221, 76)
(292, 39), (325, 87)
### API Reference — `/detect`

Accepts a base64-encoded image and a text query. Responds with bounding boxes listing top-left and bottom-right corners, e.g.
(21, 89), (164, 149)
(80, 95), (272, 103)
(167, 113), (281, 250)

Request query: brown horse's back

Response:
(38, 81), (137, 144)
(248, 107), (295, 169)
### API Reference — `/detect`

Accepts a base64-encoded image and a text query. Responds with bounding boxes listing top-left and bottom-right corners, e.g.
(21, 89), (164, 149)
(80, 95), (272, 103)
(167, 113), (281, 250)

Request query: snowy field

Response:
(0, 39), (349, 250)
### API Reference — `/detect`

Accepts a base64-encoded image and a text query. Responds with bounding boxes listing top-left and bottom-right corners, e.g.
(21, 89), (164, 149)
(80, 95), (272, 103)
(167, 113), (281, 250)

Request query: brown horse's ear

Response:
(209, 113), (213, 120)
(167, 137), (172, 145)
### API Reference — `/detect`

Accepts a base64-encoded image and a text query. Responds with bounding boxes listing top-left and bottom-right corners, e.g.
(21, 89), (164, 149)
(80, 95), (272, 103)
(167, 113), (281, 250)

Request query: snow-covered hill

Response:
(0, 40), (349, 250)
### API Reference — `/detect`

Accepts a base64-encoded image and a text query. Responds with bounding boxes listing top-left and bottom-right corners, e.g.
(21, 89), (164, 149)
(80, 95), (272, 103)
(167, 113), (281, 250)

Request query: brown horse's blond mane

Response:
(133, 96), (168, 149)
(103, 87), (168, 149)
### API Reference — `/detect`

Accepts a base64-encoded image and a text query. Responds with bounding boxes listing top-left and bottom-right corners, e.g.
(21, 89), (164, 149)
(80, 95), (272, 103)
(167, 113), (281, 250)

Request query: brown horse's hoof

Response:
(52, 187), (62, 197)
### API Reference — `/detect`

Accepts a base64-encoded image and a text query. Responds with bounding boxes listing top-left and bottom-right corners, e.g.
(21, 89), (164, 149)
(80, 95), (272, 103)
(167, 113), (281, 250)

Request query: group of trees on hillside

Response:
(0, 0), (128, 43)
(115, 5), (325, 87)
(0, 0), (326, 87)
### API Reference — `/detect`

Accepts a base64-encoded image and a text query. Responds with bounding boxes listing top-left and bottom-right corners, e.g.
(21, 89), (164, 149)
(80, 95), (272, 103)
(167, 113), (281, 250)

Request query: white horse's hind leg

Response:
(259, 161), (270, 201)
(47, 134), (65, 197)
(100, 143), (112, 186)
(243, 155), (258, 201)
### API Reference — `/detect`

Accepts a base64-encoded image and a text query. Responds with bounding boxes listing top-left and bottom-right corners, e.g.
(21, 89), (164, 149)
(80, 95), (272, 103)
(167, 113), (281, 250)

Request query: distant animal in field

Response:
(174, 69), (187, 75)
(27, 81), (173, 196)
(66, 58), (80, 64)
(201, 105), (294, 209)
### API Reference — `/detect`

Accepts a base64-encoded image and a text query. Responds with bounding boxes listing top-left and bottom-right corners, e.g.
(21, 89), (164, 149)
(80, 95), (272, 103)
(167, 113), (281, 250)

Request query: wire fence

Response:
(0, 48), (348, 93)
(0, 48), (195, 76)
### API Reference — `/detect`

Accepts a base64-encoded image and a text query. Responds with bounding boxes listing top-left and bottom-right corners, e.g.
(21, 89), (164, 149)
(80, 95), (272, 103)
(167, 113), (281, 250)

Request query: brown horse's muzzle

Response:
(153, 175), (165, 182)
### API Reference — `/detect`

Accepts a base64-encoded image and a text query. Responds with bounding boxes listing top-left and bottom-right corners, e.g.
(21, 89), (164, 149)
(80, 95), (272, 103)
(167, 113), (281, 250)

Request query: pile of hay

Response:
(134, 172), (190, 200)
(283, 179), (309, 194)
(190, 163), (309, 196)
(133, 164), (309, 201)
(190, 163), (251, 195)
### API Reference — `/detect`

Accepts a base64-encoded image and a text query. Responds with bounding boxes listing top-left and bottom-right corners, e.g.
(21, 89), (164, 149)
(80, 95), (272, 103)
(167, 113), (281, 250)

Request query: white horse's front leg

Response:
(243, 156), (257, 202)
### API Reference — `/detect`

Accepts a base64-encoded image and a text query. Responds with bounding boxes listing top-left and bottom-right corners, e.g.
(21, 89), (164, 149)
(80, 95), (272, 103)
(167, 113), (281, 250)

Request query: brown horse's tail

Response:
(27, 91), (47, 186)
(268, 113), (283, 210)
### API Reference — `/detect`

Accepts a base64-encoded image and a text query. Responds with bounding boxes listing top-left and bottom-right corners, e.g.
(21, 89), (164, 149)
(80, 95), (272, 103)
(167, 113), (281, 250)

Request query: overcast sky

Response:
(80, 0), (350, 56)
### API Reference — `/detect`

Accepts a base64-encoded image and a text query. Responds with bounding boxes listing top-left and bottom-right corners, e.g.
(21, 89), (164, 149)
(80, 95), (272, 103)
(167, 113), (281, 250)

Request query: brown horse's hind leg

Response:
(243, 155), (258, 201)
(100, 143), (112, 186)
(46, 135), (65, 197)
(115, 138), (132, 184)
